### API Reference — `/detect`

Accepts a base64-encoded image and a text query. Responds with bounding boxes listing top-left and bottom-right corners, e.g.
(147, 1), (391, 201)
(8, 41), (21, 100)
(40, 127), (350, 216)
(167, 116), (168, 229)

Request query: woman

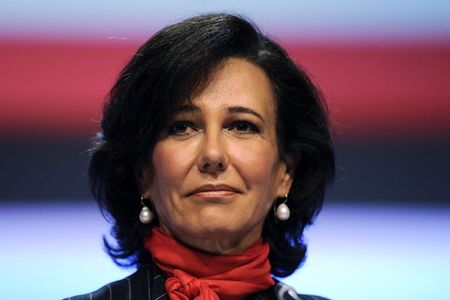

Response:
(67, 13), (335, 300)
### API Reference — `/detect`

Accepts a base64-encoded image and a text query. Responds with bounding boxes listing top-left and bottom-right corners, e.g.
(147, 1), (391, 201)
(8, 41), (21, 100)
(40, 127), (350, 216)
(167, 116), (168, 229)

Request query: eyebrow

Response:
(173, 104), (264, 121)
(228, 106), (264, 121)
(173, 104), (200, 113)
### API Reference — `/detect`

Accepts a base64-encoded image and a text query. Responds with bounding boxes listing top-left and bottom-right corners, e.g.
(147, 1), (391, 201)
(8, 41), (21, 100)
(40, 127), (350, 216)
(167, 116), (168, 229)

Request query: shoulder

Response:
(63, 267), (330, 300)
(264, 281), (329, 300)
(62, 266), (167, 300)
(297, 295), (331, 300)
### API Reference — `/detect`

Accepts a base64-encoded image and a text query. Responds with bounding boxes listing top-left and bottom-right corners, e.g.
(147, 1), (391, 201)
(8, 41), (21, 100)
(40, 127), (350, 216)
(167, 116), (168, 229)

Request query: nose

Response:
(197, 130), (229, 175)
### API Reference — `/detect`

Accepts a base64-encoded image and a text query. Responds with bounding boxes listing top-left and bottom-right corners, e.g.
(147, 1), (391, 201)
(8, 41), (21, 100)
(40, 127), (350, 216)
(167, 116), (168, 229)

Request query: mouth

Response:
(187, 184), (241, 198)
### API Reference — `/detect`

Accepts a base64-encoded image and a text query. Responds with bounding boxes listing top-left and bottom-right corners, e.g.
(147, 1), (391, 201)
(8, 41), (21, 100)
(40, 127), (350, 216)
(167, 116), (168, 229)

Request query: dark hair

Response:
(89, 13), (335, 277)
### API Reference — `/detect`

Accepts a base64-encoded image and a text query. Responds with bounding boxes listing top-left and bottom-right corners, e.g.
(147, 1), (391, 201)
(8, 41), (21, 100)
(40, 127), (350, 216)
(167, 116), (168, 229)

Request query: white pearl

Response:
(276, 203), (290, 221)
(139, 207), (153, 224)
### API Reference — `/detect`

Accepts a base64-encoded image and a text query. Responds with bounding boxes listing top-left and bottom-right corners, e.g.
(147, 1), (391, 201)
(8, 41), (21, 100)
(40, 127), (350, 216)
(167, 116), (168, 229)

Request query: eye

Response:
(228, 121), (260, 134)
(168, 121), (197, 136)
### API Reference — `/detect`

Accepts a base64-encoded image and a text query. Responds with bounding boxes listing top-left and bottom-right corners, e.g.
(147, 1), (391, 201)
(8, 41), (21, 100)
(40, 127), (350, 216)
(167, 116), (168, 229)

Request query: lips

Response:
(187, 184), (240, 198)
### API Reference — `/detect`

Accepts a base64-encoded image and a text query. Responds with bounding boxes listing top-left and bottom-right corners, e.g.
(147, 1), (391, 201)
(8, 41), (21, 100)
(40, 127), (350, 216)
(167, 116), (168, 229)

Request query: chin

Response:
(180, 219), (244, 242)
(190, 221), (240, 238)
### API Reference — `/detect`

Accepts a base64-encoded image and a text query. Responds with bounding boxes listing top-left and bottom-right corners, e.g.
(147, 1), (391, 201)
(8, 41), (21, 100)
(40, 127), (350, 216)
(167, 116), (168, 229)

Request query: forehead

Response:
(181, 58), (276, 117)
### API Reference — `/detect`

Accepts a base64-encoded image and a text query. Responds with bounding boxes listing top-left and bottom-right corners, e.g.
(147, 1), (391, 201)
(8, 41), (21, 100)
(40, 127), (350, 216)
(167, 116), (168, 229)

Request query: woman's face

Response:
(141, 58), (294, 254)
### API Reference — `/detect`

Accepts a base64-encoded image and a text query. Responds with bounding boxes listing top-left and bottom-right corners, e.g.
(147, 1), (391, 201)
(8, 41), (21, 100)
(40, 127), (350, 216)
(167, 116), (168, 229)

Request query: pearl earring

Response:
(275, 194), (290, 221)
(139, 196), (154, 224)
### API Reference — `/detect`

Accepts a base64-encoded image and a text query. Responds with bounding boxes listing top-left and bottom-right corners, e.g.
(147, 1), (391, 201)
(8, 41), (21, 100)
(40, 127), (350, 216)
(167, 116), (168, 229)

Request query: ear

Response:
(276, 151), (299, 197)
(135, 165), (153, 199)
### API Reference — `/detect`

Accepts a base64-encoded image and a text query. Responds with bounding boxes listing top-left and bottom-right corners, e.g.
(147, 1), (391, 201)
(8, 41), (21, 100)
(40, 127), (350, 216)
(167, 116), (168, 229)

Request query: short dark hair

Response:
(89, 13), (335, 277)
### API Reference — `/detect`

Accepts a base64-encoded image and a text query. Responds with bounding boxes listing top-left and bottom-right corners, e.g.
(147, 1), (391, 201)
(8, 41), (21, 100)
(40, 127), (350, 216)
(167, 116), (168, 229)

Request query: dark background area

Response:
(2, 137), (448, 203)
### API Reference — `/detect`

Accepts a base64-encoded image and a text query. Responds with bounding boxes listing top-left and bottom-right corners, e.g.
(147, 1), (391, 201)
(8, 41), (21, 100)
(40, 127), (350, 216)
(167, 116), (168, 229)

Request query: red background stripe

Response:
(1, 40), (449, 138)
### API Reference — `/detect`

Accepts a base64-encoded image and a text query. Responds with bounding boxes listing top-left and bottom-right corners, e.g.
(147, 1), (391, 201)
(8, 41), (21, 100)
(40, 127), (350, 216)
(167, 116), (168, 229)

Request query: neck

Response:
(159, 223), (263, 254)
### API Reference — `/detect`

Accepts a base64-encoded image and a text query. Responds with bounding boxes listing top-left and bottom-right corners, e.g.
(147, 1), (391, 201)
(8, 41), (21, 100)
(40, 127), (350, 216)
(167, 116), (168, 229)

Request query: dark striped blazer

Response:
(64, 264), (329, 300)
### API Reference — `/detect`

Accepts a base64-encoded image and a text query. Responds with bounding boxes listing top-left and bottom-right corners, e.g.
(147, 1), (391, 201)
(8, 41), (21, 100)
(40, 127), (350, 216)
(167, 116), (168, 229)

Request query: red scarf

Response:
(145, 227), (275, 300)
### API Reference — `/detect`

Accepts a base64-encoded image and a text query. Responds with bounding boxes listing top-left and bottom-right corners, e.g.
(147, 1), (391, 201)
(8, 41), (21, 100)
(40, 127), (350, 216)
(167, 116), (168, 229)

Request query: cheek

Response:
(149, 143), (195, 222)
(151, 142), (195, 184)
(148, 145), (181, 205)
(230, 141), (281, 191)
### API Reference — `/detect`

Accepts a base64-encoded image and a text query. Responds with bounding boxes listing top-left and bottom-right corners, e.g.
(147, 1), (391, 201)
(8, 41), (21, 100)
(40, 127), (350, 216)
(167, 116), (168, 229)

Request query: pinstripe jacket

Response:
(64, 264), (330, 300)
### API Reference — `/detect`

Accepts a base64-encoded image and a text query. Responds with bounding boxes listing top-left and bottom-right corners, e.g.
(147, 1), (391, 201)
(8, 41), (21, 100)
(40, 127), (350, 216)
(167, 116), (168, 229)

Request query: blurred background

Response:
(0, 1), (449, 299)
